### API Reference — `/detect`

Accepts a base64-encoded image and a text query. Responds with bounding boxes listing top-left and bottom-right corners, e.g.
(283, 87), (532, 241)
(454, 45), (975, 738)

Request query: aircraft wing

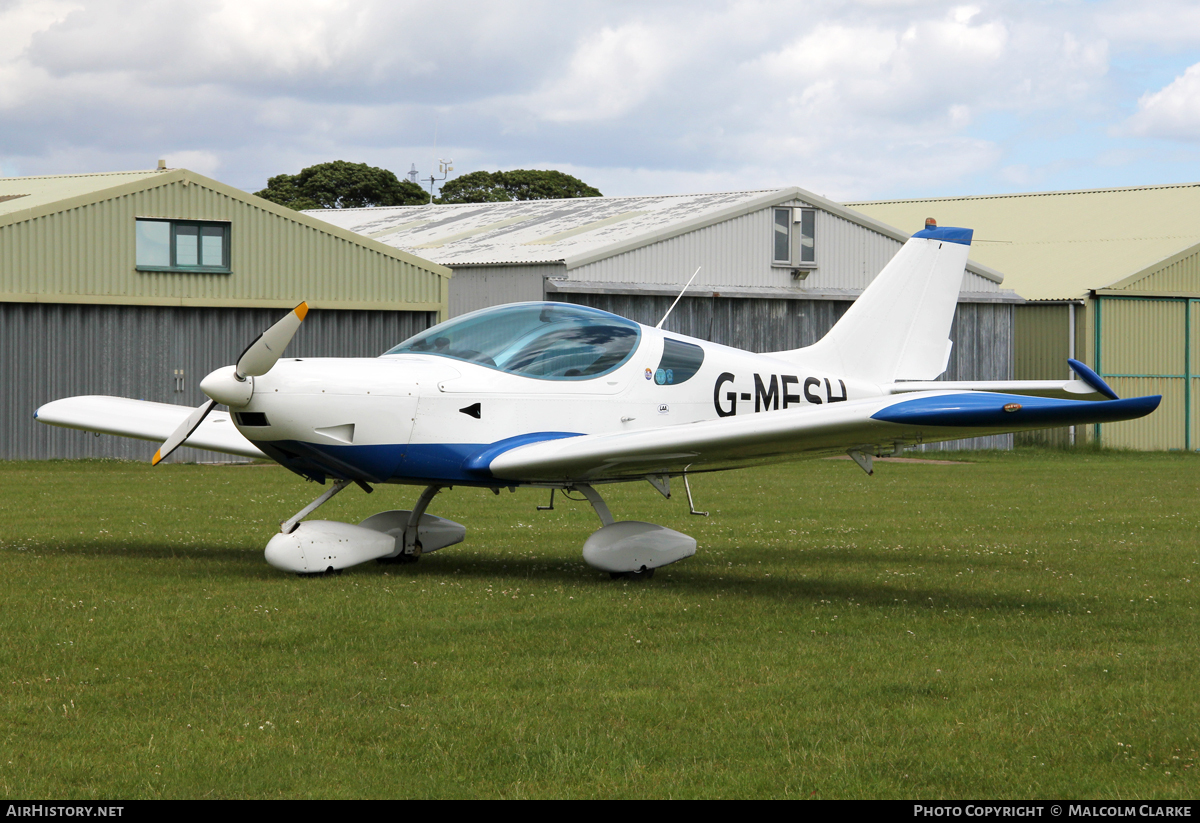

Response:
(34, 396), (265, 460)
(479, 391), (1161, 483)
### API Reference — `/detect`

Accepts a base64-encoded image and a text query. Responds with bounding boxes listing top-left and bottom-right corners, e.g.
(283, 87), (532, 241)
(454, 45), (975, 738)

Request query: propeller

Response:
(152, 302), (309, 466)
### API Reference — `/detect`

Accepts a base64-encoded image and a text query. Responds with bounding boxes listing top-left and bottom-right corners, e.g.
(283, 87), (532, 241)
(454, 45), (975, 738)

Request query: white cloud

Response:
(1094, 1), (1200, 49)
(0, 0), (80, 62)
(1121, 62), (1200, 141)
(2, 0), (1199, 198)
(528, 24), (679, 122)
(164, 150), (221, 178)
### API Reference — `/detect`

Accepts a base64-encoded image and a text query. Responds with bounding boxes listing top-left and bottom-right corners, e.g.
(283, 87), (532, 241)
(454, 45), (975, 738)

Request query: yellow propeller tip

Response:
(151, 450), (162, 466)
(295, 302), (309, 321)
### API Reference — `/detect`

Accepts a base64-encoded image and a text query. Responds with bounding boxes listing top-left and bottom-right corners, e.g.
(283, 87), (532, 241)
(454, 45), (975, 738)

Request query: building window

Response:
(773, 208), (791, 264)
(798, 208), (815, 266)
(772, 207), (817, 268)
(136, 219), (230, 272)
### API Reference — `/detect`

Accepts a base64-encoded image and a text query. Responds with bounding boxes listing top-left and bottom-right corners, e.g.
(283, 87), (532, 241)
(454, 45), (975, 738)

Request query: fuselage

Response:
(227, 304), (882, 487)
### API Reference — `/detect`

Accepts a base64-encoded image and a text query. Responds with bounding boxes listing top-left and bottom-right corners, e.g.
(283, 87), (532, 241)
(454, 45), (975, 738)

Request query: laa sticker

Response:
(658, 404), (669, 414)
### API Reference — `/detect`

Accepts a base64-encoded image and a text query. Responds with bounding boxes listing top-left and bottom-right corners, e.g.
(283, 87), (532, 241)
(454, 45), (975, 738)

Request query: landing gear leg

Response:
(377, 484), (444, 564)
(574, 484), (614, 526)
(280, 479), (354, 534)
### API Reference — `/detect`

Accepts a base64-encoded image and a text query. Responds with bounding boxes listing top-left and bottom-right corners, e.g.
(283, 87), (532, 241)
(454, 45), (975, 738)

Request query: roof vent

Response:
(157, 159), (166, 170)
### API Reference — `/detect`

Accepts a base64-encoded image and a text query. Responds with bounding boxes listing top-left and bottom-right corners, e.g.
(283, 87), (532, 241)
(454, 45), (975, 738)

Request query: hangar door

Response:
(1092, 296), (1198, 451)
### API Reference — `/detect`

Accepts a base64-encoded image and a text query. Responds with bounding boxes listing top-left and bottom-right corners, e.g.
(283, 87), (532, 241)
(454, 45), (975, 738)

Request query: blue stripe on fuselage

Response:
(251, 431), (583, 486)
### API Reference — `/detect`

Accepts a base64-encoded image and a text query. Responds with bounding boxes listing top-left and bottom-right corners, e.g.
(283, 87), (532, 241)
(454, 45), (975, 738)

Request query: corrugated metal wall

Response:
(1016, 296), (1200, 451)
(1013, 303), (1081, 446)
(1119, 247), (1200, 294)
(0, 177), (447, 310)
(552, 292), (850, 351)
(566, 200), (1002, 295)
(1192, 301), (1200, 449)
(2, 303), (435, 461)
(448, 265), (551, 316)
(811, 209), (906, 290)
(571, 207), (788, 289)
(553, 292), (1012, 450)
(1093, 296), (1191, 450)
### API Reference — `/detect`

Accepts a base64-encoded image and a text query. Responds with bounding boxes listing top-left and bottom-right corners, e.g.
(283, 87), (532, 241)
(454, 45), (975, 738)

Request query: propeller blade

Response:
(152, 398), (218, 466)
(236, 302), (309, 378)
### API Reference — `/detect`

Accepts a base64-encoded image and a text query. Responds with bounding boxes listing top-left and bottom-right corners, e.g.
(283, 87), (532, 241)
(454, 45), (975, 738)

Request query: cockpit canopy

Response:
(385, 302), (641, 380)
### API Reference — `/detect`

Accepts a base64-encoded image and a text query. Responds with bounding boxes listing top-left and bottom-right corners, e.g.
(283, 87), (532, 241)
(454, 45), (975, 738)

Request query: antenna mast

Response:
(656, 266), (702, 329)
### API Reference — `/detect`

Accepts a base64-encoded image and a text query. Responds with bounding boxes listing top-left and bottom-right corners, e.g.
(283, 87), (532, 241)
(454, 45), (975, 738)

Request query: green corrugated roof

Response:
(0, 170), (170, 219)
(847, 183), (1200, 300)
(0, 167), (452, 312)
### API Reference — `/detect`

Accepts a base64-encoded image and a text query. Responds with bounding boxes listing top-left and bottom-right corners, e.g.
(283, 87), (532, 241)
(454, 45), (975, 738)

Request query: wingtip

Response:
(295, 301), (309, 321)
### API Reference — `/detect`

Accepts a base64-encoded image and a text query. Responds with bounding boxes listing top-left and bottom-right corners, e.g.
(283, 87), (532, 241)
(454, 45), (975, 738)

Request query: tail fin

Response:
(775, 225), (972, 384)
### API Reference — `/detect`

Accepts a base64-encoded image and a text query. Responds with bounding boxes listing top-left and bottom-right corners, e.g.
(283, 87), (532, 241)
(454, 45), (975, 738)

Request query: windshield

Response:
(385, 303), (641, 380)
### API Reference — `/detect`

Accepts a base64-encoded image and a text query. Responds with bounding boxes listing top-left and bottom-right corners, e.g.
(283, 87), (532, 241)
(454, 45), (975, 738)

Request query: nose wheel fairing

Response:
(265, 481), (467, 574)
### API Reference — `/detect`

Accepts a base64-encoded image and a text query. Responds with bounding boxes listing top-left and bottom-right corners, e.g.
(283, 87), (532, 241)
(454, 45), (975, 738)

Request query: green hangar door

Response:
(1093, 296), (1200, 451)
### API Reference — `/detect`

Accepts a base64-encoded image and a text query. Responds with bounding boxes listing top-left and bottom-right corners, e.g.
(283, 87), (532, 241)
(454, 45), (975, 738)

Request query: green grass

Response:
(0, 450), (1197, 798)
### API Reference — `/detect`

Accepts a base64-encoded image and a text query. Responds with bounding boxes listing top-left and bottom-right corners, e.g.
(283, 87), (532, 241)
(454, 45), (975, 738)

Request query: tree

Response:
(255, 161), (428, 210)
(437, 169), (602, 204)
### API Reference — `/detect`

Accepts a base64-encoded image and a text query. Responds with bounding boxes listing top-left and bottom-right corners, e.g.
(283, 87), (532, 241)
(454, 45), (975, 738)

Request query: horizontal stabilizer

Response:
(35, 396), (264, 459)
(887, 378), (1109, 401)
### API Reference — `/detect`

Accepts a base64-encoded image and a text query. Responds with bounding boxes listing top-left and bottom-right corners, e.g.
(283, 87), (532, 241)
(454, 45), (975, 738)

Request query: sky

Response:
(3, 0), (1200, 202)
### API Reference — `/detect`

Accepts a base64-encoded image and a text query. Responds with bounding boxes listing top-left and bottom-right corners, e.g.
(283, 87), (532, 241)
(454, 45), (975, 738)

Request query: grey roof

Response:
(305, 189), (787, 267)
(307, 186), (1005, 284)
(307, 187), (1006, 285)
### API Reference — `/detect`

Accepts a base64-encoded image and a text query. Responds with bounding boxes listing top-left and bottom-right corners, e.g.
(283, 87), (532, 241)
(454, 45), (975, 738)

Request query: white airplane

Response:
(36, 222), (1160, 578)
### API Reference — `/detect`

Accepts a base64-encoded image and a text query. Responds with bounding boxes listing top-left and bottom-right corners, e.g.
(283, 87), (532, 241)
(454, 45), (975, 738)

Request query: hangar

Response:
(310, 188), (1023, 449)
(1, 166), (451, 461)
(851, 183), (1200, 450)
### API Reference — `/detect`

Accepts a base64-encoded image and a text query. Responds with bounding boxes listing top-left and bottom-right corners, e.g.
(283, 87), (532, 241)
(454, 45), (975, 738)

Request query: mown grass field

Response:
(0, 450), (1196, 799)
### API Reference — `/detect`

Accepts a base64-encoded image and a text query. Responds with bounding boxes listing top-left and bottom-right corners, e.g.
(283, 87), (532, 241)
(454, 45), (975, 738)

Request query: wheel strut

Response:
(280, 479), (354, 534)
(574, 484), (614, 526)
(403, 485), (444, 557)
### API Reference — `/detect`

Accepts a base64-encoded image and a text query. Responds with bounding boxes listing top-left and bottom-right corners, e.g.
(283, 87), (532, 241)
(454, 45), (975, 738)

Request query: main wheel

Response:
(377, 552), (420, 565)
(609, 567), (655, 581)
